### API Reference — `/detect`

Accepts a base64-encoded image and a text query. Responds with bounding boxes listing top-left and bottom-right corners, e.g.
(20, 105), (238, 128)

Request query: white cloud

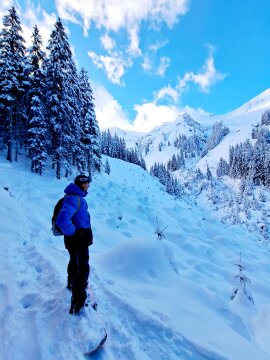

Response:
(156, 56), (170, 76)
(94, 84), (180, 133)
(141, 55), (170, 77)
(100, 33), (115, 51)
(55, 0), (189, 81)
(141, 40), (168, 74)
(0, 0), (12, 21)
(133, 102), (179, 132)
(149, 39), (168, 52)
(141, 55), (152, 71)
(155, 85), (179, 104)
(0, 2), (56, 49)
(18, 4), (56, 48)
(178, 44), (226, 93)
(55, 0), (189, 34)
(88, 51), (132, 85)
(128, 25), (141, 56)
(94, 84), (133, 130)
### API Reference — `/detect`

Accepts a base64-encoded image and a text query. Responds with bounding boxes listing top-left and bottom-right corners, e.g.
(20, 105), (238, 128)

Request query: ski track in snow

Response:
(1, 179), (103, 360)
(89, 270), (226, 360)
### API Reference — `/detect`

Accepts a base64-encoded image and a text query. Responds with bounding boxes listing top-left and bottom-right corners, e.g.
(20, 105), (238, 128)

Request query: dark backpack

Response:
(52, 195), (80, 236)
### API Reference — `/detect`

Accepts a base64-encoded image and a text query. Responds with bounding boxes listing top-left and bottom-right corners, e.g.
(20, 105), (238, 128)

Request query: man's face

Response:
(81, 182), (90, 191)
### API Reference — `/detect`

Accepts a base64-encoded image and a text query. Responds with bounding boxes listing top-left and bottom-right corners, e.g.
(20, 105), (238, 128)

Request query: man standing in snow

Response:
(56, 175), (93, 314)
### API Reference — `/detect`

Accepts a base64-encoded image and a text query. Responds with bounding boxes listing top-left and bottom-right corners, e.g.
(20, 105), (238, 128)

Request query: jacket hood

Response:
(64, 183), (88, 197)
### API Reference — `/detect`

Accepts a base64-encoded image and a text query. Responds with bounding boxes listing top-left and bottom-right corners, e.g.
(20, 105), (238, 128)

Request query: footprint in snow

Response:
(21, 293), (41, 309)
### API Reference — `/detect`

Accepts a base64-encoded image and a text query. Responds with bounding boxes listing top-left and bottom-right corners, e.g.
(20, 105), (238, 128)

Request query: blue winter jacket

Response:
(56, 183), (91, 236)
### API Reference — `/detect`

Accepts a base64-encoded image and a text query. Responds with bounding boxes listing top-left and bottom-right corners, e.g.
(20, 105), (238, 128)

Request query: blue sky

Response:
(3, 0), (270, 131)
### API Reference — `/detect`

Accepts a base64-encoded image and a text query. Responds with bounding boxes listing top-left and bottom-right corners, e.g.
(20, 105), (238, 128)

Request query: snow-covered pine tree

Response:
(44, 18), (81, 179)
(251, 139), (264, 185)
(178, 152), (185, 168)
(127, 148), (138, 165)
(195, 167), (204, 181)
(101, 130), (112, 156)
(171, 154), (177, 171)
(111, 133), (119, 158)
(119, 138), (127, 161)
(145, 142), (150, 156)
(166, 175), (174, 195)
(0, 6), (29, 161)
(173, 177), (182, 197)
(100, 129), (146, 170)
(259, 191), (266, 203)
(264, 149), (270, 188)
(27, 25), (47, 174)
(151, 161), (181, 198)
(203, 121), (229, 157)
(229, 144), (241, 178)
(150, 162), (158, 177)
(216, 157), (229, 177)
(206, 164), (212, 180)
(28, 96), (48, 174)
(139, 155), (146, 170)
(78, 68), (101, 175)
(251, 127), (258, 139)
(261, 109), (270, 126)
(242, 139), (253, 179)
(104, 158), (110, 175)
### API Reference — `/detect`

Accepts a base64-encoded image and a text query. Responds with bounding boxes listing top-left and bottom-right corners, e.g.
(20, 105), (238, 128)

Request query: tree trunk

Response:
(56, 160), (61, 179)
(6, 111), (13, 162)
(6, 140), (12, 162)
(15, 143), (18, 162)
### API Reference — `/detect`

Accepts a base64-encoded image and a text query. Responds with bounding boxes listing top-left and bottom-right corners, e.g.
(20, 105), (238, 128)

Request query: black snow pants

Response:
(64, 228), (93, 309)
(67, 246), (89, 297)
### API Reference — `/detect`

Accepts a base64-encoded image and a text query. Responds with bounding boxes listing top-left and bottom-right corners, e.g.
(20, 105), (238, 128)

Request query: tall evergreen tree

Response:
(27, 25), (47, 174)
(206, 164), (212, 180)
(261, 110), (270, 126)
(78, 68), (101, 175)
(0, 6), (29, 161)
(251, 139), (265, 185)
(216, 157), (229, 177)
(44, 18), (80, 179)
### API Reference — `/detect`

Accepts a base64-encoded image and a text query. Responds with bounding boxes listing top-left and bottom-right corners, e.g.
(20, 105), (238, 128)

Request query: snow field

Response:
(1, 156), (270, 359)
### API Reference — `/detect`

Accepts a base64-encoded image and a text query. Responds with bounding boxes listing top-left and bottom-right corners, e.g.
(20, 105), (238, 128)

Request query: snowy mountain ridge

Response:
(106, 89), (270, 172)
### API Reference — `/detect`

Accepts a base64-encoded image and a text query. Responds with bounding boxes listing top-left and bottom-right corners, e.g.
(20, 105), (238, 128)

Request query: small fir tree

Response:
(231, 252), (254, 304)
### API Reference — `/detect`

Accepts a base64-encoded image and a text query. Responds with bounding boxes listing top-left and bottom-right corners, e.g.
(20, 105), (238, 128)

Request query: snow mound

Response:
(97, 238), (175, 283)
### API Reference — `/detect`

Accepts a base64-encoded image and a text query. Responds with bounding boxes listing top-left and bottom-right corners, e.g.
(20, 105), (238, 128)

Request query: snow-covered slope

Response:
(108, 112), (206, 169)
(142, 112), (205, 169)
(1, 155), (270, 360)
(108, 89), (270, 174)
(197, 89), (270, 172)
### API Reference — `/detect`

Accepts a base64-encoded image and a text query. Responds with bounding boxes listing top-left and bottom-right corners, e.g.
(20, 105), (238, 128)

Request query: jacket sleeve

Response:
(56, 196), (78, 236)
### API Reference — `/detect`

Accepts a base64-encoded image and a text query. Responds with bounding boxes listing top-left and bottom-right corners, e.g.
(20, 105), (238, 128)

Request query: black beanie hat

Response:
(74, 175), (90, 186)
